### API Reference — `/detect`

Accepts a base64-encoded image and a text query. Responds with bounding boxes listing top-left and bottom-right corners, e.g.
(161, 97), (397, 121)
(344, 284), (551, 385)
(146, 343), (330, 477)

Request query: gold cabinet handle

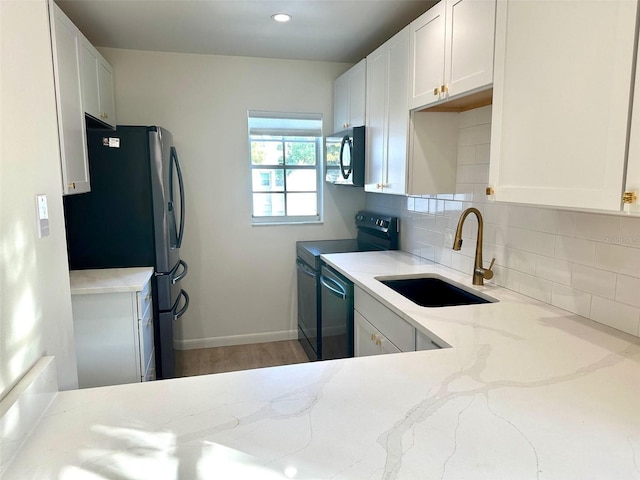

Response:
(623, 191), (637, 204)
(68, 182), (75, 190)
(486, 187), (494, 196)
(441, 84), (448, 93)
(433, 86), (441, 96)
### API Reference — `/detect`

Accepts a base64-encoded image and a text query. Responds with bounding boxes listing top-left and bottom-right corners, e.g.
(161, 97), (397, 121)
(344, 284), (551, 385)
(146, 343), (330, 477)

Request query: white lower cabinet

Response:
(354, 287), (442, 356)
(355, 311), (402, 356)
(71, 277), (155, 388)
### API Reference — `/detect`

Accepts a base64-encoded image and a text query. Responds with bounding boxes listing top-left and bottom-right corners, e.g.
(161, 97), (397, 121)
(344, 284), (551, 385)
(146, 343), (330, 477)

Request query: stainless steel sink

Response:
(377, 274), (497, 307)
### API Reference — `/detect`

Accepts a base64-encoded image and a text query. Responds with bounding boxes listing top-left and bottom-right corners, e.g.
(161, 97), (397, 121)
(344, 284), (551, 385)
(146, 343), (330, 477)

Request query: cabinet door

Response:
(489, 0), (637, 211)
(365, 43), (388, 192)
(348, 59), (367, 128)
(72, 292), (140, 388)
(355, 311), (402, 357)
(445, 0), (495, 98)
(79, 35), (100, 119)
(79, 35), (116, 128)
(98, 59), (116, 127)
(333, 70), (349, 132)
(49, 3), (90, 195)
(384, 27), (410, 195)
(624, 40), (640, 215)
(409, 2), (446, 109)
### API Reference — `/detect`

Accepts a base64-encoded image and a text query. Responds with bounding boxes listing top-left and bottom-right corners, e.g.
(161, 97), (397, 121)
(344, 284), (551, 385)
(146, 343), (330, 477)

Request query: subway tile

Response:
(504, 247), (538, 273)
(483, 203), (510, 226)
(519, 273), (553, 304)
(465, 164), (490, 184)
(444, 200), (464, 217)
(537, 209), (577, 237)
(437, 193), (455, 200)
(499, 267), (521, 291)
(453, 191), (473, 202)
(507, 205), (541, 230)
(458, 124), (491, 147)
(594, 242), (640, 278)
(458, 145), (476, 165)
(458, 109), (478, 128)
(506, 227), (556, 257)
(451, 251), (474, 274)
(414, 197), (429, 213)
(551, 284), (592, 318)
(475, 143), (491, 165)
(476, 104), (492, 124)
(555, 236), (596, 266)
(620, 216), (640, 248)
(406, 196), (415, 211)
(574, 212), (621, 243)
(590, 296), (640, 336)
(615, 274), (640, 308)
(571, 264), (616, 299)
(536, 257), (572, 286)
(434, 246), (453, 267)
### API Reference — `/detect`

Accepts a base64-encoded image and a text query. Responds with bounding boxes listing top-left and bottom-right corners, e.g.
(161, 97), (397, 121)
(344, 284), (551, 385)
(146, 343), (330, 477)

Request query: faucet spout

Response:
(452, 207), (494, 285)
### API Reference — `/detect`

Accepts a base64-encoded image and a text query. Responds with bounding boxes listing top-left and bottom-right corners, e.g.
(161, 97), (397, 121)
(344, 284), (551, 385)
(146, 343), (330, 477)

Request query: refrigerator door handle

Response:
(170, 147), (186, 249)
(172, 289), (190, 321)
(171, 259), (188, 284)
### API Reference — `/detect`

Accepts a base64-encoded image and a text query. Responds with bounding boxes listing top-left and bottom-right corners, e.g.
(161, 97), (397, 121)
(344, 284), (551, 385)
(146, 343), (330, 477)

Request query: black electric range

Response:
(295, 211), (399, 361)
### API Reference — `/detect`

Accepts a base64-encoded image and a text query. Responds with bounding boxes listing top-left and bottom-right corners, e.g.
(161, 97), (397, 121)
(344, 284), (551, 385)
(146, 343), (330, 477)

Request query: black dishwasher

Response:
(319, 264), (354, 358)
(296, 211), (399, 361)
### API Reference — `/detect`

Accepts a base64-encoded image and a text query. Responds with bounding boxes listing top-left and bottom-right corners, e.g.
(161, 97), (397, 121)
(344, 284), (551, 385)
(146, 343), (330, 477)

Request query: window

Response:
(248, 111), (323, 224)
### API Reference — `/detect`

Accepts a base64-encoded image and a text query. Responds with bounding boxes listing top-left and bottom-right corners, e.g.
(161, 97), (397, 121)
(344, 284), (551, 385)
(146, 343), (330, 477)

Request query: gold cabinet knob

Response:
(68, 182), (75, 189)
(486, 187), (494, 196)
(433, 86), (441, 95)
(441, 84), (448, 93)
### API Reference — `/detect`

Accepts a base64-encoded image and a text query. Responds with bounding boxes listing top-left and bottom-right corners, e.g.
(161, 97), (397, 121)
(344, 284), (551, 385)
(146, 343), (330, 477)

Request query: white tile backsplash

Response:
(367, 104), (640, 338)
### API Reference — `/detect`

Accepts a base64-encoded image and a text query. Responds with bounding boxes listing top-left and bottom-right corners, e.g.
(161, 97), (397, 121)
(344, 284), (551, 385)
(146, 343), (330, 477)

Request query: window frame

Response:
(248, 111), (324, 225)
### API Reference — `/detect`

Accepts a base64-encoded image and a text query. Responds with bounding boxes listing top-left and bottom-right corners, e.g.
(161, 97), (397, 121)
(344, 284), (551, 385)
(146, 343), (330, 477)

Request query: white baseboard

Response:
(174, 330), (298, 351)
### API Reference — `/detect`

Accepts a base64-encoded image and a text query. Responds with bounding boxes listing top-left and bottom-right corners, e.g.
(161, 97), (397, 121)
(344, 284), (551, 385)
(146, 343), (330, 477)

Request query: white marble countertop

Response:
(69, 267), (154, 295)
(5, 251), (640, 479)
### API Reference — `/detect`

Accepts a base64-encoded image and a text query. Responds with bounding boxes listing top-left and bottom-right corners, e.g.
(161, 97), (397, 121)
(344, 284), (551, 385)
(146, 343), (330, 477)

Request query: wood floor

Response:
(175, 340), (310, 377)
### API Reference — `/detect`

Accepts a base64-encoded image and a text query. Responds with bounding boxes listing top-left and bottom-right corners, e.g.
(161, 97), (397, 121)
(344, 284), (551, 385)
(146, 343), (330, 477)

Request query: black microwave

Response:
(325, 126), (365, 187)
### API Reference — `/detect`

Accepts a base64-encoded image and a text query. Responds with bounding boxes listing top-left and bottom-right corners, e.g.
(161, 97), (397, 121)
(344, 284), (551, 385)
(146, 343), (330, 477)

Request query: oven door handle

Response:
(320, 275), (346, 299)
(296, 259), (316, 278)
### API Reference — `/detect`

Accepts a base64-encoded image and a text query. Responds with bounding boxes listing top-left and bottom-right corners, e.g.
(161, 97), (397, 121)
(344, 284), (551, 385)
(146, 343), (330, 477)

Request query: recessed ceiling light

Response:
(272, 13), (292, 23)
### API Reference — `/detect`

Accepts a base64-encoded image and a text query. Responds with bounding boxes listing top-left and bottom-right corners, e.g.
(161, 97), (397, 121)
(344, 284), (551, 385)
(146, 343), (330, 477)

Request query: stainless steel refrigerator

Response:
(64, 126), (189, 379)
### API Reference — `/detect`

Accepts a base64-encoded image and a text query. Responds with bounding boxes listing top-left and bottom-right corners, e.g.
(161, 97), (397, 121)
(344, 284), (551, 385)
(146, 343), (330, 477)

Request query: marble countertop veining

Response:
(69, 267), (154, 295)
(5, 251), (640, 479)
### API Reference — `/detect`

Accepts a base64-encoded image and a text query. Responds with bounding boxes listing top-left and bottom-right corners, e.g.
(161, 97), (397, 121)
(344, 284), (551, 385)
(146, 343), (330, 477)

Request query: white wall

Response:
(0, 0), (78, 400)
(100, 48), (366, 348)
(367, 105), (640, 338)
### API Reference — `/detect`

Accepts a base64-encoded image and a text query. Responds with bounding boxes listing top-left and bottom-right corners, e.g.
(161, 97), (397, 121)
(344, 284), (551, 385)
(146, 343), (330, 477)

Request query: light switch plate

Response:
(36, 194), (49, 238)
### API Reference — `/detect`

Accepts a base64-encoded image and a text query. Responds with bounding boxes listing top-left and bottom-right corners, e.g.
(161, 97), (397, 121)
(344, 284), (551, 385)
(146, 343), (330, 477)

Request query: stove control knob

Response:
(356, 214), (364, 222)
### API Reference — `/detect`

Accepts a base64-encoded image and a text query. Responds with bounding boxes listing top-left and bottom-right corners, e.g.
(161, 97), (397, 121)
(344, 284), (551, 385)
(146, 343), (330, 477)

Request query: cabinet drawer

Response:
(355, 311), (402, 357)
(355, 287), (415, 352)
(137, 279), (152, 319)
(138, 305), (154, 377)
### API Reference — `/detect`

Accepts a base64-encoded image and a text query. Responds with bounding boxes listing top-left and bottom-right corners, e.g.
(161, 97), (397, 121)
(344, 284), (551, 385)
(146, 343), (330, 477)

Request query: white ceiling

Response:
(56, 0), (437, 63)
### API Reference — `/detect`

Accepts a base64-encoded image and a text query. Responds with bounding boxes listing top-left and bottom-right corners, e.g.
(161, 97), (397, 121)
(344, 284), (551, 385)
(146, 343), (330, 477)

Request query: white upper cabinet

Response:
(79, 35), (116, 128)
(333, 59), (366, 132)
(623, 42), (640, 215)
(366, 26), (458, 196)
(410, 0), (496, 110)
(49, 2), (90, 195)
(366, 27), (410, 194)
(489, 0), (637, 211)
